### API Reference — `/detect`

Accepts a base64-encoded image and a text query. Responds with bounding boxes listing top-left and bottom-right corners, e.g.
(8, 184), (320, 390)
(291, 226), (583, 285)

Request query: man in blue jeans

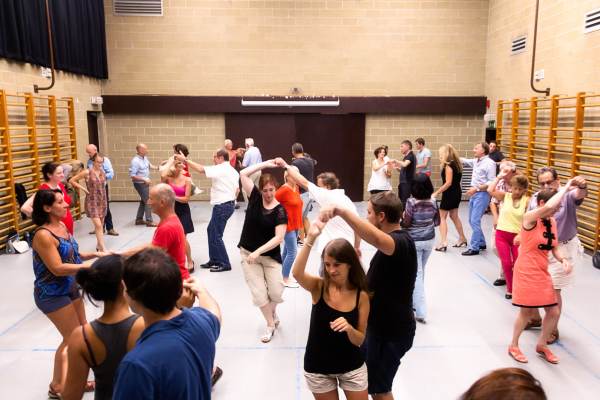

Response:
(177, 149), (239, 272)
(461, 142), (497, 256)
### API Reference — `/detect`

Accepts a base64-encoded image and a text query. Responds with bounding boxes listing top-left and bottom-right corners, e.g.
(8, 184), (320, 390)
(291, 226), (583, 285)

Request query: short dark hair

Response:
(402, 140), (413, 149)
(258, 173), (279, 190)
(411, 174), (434, 199)
(489, 140), (497, 145)
(173, 143), (189, 157)
(415, 137), (425, 146)
(316, 172), (340, 189)
(511, 175), (529, 190)
(370, 191), (403, 223)
(216, 148), (229, 161)
(292, 142), (304, 154)
(41, 162), (60, 182)
(77, 255), (124, 305)
(536, 166), (558, 181)
(537, 188), (557, 205)
(480, 141), (490, 155)
(123, 248), (183, 314)
(32, 189), (62, 226)
(374, 145), (388, 158)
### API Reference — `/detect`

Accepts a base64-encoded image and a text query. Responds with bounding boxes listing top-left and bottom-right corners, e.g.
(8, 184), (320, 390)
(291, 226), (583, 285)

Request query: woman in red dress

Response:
(508, 180), (575, 364)
(21, 162), (74, 234)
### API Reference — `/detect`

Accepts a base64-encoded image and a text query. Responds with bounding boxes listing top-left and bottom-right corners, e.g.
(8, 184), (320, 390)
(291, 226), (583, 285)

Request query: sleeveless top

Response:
(83, 314), (141, 400)
(497, 193), (529, 234)
(367, 159), (392, 191)
(169, 182), (186, 197)
(32, 227), (81, 299)
(304, 285), (364, 374)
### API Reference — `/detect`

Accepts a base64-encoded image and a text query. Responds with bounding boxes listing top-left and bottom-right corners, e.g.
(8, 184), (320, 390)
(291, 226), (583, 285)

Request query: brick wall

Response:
(103, 114), (225, 200)
(364, 114), (485, 199)
(104, 0), (488, 96)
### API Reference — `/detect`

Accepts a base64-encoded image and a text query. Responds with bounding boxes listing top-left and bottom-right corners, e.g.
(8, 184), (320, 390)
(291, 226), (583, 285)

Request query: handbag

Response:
(593, 251), (600, 270)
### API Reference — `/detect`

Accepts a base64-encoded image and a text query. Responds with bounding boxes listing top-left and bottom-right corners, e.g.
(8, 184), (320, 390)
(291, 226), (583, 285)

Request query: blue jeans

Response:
(413, 238), (434, 320)
(207, 201), (235, 267)
(282, 230), (298, 278)
(468, 191), (490, 251)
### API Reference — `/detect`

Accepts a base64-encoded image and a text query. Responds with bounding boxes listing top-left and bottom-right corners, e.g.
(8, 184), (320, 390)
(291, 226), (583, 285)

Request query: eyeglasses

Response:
(539, 179), (555, 187)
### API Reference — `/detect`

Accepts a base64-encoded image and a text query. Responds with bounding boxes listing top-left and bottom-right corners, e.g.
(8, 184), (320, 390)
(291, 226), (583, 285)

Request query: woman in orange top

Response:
(508, 181), (575, 365)
(275, 166), (304, 288)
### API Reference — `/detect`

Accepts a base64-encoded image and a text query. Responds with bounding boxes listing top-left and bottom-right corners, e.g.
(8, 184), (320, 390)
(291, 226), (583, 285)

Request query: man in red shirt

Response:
(121, 183), (189, 280)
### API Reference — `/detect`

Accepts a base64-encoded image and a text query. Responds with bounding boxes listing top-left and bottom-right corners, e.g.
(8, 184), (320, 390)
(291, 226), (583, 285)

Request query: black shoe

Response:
(493, 278), (506, 286)
(200, 261), (216, 269)
(210, 265), (232, 272)
(505, 293), (512, 300)
(211, 366), (223, 387)
(479, 245), (487, 250)
(234, 204), (240, 209)
(461, 249), (480, 256)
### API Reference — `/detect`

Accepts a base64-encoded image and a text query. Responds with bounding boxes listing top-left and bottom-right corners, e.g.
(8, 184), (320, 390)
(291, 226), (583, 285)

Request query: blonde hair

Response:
(438, 144), (463, 173)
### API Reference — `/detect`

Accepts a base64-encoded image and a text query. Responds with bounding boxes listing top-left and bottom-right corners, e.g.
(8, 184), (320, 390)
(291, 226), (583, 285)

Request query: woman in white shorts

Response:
(293, 218), (370, 400)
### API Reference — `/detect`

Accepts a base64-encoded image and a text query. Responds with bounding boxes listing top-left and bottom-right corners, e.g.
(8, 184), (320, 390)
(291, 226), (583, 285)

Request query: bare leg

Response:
(259, 303), (275, 327)
(510, 308), (532, 348)
(185, 237), (193, 270)
(92, 217), (105, 252)
(314, 390), (340, 400)
(372, 393), (394, 400)
(343, 390), (368, 400)
(46, 303), (84, 392)
(539, 305), (560, 347)
(438, 210), (448, 247)
(449, 208), (467, 243)
(552, 289), (562, 333)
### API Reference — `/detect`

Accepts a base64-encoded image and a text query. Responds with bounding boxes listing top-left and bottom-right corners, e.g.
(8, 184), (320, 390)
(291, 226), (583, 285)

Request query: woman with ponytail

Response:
(62, 255), (145, 400)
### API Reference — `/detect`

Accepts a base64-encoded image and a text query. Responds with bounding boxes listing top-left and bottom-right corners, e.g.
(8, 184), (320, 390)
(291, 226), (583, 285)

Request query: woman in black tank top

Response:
(293, 220), (370, 399)
(61, 255), (145, 400)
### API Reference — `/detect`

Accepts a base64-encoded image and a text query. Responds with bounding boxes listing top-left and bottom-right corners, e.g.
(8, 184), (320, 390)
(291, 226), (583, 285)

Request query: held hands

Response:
(570, 176), (586, 189)
(306, 219), (326, 243)
(274, 157), (287, 168)
(174, 152), (186, 162)
(319, 206), (339, 224)
(330, 317), (352, 333)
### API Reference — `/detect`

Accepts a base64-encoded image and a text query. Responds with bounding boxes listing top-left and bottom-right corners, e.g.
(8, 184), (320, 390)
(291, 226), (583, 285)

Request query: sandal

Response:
(85, 380), (96, 392)
(48, 384), (60, 399)
(508, 346), (528, 363)
(452, 241), (468, 248)
(273, 313), (280, 328)
(261, 326), (276, 343)
(536, 345), (559, 364)
(547, 329), (560, 345)
(187, 261), (195, 274)
(434, 245), (447, 252)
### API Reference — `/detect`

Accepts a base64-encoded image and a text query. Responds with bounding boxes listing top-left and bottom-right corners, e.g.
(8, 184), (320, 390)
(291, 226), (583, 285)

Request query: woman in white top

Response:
(367, 146), (392, 194)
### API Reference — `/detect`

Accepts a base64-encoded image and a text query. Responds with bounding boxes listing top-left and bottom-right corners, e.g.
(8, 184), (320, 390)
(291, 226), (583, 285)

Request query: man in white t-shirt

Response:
(275, 158), (361, 257)
(177, 149), (240, 272)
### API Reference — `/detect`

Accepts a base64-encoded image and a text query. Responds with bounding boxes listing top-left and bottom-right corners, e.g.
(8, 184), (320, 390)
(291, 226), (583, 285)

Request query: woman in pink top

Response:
(508, 181), (575, 365)
(161, 158), (195, 273)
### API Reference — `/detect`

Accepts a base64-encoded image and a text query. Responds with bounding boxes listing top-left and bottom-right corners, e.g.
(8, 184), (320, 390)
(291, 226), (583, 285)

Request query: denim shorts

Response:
(34, 285), (81, 314)
(361, 329), (415, 395)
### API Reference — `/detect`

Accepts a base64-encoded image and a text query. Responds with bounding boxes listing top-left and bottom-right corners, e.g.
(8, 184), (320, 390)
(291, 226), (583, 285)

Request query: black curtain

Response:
(0, 0), (108, 79)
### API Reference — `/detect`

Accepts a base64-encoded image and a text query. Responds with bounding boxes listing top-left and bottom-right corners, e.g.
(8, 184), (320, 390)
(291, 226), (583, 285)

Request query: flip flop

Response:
(508, 346), (528, 363)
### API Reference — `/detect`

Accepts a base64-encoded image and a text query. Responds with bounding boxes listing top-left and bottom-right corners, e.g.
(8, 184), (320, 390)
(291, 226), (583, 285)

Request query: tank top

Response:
(367, 160), (392, 191)
(304, 285), (364, 374)
(83, 314), (141, 400)
(32, 227), (81, 299)
(497, 193), (529, 234)
(169, 182), (186, 197)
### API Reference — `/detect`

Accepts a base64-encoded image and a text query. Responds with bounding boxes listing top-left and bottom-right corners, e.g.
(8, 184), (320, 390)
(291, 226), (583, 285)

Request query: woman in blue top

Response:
(31, 189), (103, 398)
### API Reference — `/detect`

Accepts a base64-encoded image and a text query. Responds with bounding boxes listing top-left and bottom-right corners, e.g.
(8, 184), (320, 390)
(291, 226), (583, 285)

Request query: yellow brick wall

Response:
(103, 114), (225, 200)
(364, 114), (484, 199)
(103, 0), (489, 96)
(485, 0), (600, 109)
(0, 59), (102, 162)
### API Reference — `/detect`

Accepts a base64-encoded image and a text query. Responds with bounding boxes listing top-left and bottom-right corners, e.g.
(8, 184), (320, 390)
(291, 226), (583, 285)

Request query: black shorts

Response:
(362, 329), (415, 395)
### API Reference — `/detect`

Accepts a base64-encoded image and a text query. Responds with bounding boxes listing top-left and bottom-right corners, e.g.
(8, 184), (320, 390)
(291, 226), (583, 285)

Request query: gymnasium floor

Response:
(1, 201), (599, 399)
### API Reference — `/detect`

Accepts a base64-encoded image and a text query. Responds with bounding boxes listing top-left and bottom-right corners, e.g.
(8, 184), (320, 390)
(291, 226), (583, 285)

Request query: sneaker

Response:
(493, 278), (506, 286)
(135, 219), (146, 225)
(106, 229), (119, 236)
(210, 265), (232, 272)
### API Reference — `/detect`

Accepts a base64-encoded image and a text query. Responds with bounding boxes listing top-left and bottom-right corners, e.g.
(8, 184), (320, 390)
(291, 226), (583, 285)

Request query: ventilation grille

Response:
(585, 9), (600, 33)
(511, 36), (527, 55)
(113, 0), (163, 16)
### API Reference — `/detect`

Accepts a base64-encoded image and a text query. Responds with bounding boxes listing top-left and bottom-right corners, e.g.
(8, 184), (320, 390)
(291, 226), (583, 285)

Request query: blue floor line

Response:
(0, 308), (37, 337)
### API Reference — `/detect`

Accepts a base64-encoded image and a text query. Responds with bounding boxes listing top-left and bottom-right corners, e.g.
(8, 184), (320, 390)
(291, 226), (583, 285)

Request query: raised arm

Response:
(275, 157), (309, 189)
(487, 171), (508, 202)
(522, 180), (574, 228)
(240, 159), (277, 196)
(175, 152), (206, 174)
(320, 206), (396, 256)
(292, 219), (325, 296)
(20, 192), (35, 217)
(68, 169), (90, 195)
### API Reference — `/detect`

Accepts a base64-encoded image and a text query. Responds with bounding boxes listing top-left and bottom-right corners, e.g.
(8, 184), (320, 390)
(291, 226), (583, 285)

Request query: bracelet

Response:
(305, 241), (313, 248)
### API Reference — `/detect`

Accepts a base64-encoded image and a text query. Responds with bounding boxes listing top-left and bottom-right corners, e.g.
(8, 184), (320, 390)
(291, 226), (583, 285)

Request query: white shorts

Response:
(304, 364), (368, 394)
(548, 236), (583, 289)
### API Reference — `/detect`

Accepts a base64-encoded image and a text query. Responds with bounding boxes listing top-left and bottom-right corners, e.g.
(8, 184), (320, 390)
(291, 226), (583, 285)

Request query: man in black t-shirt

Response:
(319, 191), (417, 399)
(391, 140), (416, 207)
(291, 142), (317, 240)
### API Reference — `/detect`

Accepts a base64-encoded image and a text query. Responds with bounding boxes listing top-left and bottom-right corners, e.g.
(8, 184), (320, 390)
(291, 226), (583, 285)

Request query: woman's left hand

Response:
(330, 317), (352, 333)
(246, 251), (260, 264)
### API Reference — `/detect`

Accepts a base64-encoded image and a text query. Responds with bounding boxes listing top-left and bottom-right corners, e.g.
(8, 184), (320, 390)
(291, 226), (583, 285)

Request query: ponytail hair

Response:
(76, 255), (124, 305)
